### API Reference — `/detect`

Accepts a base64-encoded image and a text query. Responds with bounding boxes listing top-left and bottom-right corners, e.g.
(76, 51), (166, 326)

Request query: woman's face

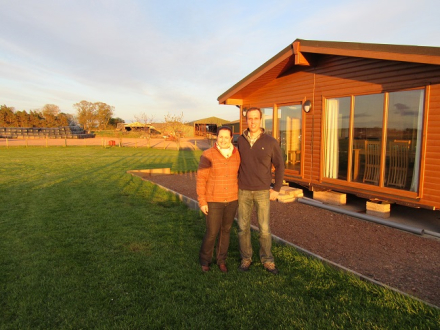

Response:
(217, 129), (232, 149)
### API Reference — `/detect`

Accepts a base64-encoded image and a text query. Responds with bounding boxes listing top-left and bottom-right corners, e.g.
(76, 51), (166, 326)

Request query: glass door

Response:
(277, 105), (302, 172)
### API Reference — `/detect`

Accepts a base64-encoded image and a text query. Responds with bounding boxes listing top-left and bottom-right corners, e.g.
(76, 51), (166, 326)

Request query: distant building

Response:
(116, 122), (159, 134)
(189, 117), (231, 137)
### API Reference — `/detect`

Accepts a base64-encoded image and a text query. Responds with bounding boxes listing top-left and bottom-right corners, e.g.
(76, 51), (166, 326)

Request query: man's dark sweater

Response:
(237, 129), (285, 192)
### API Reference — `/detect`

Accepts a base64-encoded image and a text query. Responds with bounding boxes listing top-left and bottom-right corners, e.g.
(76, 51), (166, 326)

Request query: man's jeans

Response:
(199, 200), (238, 266)
(237, 189), (274, 264)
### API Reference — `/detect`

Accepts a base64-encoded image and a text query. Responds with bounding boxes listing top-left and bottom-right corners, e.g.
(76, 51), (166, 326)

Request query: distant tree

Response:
(0, 105), (16, 127)
(56, 113), (70, 127)
(95, 102), (114, 130)
(29, 110), (44, 127)
(73, 101), (115, 132)
(41, 104), (60, 117)
(108, 117), (125, 129)
(135, 112), (155, 146)
(164, 112), (186, 149)
(61, 113), (76, 126)
(0, 104), (71, 128)
(73, 100), (96, 132)
(15, 110), (30, 127)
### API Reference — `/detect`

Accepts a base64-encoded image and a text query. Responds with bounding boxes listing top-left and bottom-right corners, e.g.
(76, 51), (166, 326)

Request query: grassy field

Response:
(0, 147), (439, 329)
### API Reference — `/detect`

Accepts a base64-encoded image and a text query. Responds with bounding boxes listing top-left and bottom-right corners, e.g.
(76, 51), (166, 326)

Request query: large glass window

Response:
(261, 107), (273, 135)
(324, 90), (424, 192)
(277, 105), (302, 172)
(323, 97), (350, 180)
(385, 90), (424, 191)
(352, 93), (384, 185)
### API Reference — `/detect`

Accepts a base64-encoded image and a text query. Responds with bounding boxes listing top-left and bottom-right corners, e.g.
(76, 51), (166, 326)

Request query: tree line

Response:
(0, 102), (125, 131)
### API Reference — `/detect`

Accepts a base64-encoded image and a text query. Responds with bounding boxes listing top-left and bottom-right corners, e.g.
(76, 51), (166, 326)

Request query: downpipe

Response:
(298, 197), (425, 235)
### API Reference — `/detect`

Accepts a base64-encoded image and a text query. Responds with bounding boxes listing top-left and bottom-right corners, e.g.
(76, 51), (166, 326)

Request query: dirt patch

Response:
(142, 172), (440, 307)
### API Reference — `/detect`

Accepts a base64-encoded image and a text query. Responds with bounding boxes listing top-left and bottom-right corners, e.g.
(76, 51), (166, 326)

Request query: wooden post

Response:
(46, 135), (48, 148)
(6, 138), (8, 148)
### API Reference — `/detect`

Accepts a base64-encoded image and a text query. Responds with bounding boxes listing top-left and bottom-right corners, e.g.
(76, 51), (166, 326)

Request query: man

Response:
(237, 107), (285, 274)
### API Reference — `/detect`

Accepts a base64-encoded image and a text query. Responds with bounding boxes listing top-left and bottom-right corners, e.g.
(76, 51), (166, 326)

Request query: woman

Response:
(197, 126), (240, 273)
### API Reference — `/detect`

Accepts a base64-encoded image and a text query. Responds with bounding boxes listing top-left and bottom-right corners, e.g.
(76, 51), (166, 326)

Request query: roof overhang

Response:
(218, 39), (440, 105)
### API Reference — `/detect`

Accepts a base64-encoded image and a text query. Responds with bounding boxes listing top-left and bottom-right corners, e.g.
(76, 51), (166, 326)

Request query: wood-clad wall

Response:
(240, 54), (440, 209)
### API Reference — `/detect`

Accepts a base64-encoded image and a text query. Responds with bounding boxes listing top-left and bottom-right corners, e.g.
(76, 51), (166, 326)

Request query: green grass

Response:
(0, 147), (438, 329)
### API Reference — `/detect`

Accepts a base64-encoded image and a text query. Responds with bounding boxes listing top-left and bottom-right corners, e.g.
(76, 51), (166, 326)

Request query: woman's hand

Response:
(201, 205), (209, 215)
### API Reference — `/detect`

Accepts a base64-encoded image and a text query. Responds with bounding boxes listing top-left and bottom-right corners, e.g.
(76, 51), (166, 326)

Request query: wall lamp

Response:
(242, 107), (248, 117)
(303, 100), (312, 113)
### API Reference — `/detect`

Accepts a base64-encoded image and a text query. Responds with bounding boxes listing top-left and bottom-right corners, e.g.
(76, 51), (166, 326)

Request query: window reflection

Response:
(261, 107), (273, 135)
(352, 93), (384, 185)
(277, 105), (302, 172)
(386, 90), (424, 191)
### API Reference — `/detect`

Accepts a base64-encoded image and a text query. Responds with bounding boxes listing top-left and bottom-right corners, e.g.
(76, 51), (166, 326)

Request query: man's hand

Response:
(201, 205), (209, 215)
(269, 189), (279, 201)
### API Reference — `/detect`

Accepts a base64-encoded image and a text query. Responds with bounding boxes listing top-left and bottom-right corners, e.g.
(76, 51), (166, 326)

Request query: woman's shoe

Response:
(218, 264), (228, 273)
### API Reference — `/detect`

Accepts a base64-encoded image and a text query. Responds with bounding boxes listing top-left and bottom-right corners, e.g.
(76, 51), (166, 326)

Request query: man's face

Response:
(246, 110), (261, 134)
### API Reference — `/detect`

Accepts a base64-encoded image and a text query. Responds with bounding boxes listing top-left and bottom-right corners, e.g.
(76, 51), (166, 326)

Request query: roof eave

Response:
(218, 39), (440, 105)
(218, 43), (302, 105)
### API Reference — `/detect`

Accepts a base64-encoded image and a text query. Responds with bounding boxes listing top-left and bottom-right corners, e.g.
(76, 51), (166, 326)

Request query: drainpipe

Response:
(298, 197), (424, 235)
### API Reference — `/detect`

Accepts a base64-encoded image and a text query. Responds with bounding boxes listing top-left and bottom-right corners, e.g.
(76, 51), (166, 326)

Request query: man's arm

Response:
(271, 140), (285, 193)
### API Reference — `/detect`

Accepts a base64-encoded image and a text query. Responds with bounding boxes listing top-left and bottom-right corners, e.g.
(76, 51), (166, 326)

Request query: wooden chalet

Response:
(218, 39), (440, 210)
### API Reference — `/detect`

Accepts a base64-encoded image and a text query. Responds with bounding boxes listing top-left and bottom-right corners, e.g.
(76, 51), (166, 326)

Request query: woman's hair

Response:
(218, 126), (232, 137)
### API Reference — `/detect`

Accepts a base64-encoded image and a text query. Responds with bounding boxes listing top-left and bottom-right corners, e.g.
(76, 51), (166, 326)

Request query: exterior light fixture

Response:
(303, 100), (312, 113)
(242, 108), (247, 117)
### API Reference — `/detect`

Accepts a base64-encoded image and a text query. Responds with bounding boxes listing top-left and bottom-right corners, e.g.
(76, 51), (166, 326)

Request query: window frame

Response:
(320, 87), (427, 198)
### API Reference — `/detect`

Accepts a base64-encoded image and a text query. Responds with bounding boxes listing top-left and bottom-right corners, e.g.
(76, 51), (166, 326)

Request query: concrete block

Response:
(313, 190), (346, 205)
(277, 194), (295, 203)
(279, 186), (304, 198)
(366, 201), (390, 218)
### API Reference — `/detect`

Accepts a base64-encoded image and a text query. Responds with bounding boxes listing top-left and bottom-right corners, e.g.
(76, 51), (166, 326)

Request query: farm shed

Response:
(190, 117), (230, 137)
(218, 39), (440, 210)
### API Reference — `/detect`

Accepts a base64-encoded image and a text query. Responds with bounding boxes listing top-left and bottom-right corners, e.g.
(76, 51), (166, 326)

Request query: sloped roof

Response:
(125, 121), (150, 127)
(218, 38), (440, 105)
(189, 117), (230, 125)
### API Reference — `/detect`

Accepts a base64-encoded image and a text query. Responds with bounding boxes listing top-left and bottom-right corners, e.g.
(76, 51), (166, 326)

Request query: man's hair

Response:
(246, 107), (262, 119)
(218, 126), (232, 136)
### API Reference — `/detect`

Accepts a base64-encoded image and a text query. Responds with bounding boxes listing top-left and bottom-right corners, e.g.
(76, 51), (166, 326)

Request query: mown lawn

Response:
(0, 147), (439, 329)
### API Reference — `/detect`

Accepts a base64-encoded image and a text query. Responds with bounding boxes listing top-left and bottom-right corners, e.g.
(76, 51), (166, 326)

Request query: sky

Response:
(1, 0), (439, 123)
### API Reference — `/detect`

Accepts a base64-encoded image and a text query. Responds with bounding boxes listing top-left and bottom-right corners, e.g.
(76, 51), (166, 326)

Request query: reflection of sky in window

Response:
(338, 97), (351, 129)
(388, 90), (423, 130)
(354, 94), (384, 128)
(279, 106), (301, 126)
(261, 107), (273, 131)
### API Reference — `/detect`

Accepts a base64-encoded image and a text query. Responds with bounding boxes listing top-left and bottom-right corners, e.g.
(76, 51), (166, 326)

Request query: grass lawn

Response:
(0, 147), (439, 329)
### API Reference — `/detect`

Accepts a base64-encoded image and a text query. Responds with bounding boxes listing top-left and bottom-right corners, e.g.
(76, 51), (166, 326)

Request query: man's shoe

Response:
(238, 260), (251, 272)
(218, 264), (228, 273)
(201, 265), (210, 272)
(264, 262), (279, 275)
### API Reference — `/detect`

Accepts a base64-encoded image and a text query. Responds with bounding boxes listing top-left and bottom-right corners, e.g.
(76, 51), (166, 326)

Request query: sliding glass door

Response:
(277, 105), (302, 172)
